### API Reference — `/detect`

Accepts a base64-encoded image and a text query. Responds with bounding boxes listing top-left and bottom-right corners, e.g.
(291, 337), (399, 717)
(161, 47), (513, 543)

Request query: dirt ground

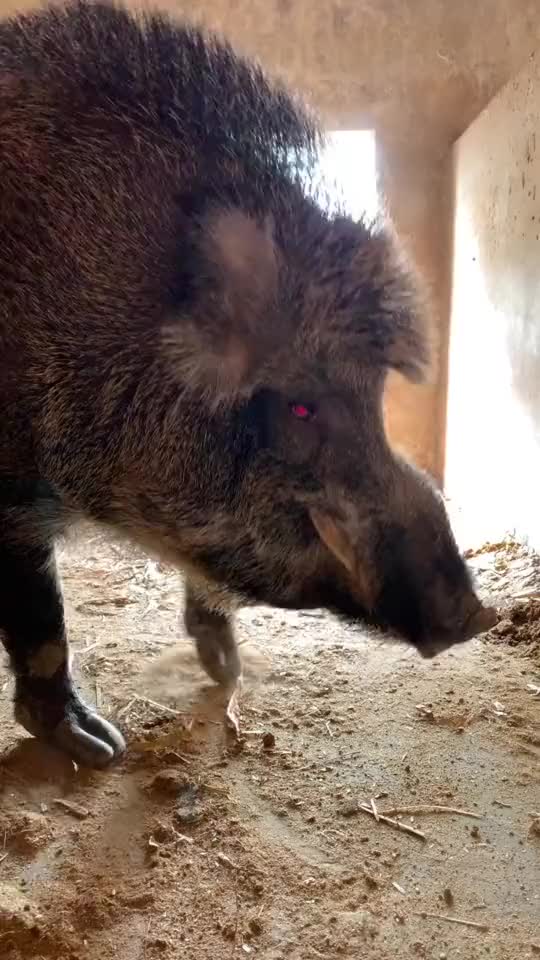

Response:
(0, 527), (539, 960)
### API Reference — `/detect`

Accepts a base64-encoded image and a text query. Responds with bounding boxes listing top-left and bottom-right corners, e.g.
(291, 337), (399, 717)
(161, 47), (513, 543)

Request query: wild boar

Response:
(0, 1), (496, 768)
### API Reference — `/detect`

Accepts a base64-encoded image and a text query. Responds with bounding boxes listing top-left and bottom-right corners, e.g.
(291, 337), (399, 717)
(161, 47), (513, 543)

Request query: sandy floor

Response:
(0, 528), (539, 960)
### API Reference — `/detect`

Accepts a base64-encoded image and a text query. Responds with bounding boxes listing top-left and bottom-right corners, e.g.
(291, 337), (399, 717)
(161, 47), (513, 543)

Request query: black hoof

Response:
(15, 689), (126, 769)
(52, 707), (126, 768)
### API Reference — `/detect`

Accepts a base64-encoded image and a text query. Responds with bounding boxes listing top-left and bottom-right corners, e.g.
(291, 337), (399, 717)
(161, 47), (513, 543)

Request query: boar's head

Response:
(164, 195), (496, 657)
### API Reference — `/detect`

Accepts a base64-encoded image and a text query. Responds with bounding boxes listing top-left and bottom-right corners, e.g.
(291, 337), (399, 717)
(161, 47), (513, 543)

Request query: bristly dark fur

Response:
(0, 1), (486, 769)
(0, 1), (429, 409)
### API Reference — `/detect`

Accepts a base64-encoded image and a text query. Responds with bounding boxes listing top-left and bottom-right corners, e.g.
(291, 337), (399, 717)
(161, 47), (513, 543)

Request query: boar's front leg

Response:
(184, 581), (241, 688)
(0, 528), (125, 768)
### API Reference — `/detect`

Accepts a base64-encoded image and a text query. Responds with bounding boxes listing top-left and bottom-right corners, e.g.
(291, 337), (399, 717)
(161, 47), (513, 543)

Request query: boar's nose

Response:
(463, 604), (498, 639)
(419, 603), (498, 659)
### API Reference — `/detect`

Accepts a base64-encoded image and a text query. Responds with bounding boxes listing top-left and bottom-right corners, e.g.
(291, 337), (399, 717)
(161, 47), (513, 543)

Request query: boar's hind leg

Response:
(0, 530), (125, 768)
(184, 582), (241, 687)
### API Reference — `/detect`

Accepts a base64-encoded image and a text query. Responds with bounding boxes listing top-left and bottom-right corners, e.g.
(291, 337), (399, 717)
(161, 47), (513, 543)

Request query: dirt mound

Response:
(464, 537), (523, 560)
(489, 599), (540, 661)
(0, 811), (54, 856)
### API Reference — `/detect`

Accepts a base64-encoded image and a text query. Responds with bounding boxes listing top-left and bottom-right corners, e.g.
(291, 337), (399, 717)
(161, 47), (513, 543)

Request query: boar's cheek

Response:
(309, 507), (378, 612)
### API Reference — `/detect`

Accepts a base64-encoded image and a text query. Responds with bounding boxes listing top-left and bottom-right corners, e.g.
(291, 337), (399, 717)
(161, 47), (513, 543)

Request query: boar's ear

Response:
(165, 208), (279, 408)
(351, 227), (431, 383)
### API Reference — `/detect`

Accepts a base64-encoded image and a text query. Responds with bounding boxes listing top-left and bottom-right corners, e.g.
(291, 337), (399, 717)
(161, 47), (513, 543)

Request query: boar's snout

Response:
(417, 601), (499, 659)
(309, 480), (499, 660)
(465, 602), (499, 638)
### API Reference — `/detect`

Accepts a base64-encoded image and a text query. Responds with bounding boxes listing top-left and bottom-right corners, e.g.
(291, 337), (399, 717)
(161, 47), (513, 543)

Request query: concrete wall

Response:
(445, 53), (540, 547)
(1, 0), (539, 479)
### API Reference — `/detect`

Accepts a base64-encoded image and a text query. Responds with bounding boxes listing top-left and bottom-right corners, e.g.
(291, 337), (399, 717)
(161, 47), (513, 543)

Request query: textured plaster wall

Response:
(446, 54), (540, 547)
(1, 0), (539, 478)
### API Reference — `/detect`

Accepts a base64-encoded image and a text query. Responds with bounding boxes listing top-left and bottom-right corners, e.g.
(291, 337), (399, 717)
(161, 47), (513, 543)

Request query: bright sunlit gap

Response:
(317, 130), (379, 222)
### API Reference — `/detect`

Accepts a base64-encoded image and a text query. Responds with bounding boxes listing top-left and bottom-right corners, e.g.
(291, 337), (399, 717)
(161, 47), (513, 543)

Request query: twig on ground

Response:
(415, 911), (489, 931)
(231, 867), (241, 957)
(358, 803), (426, 841)
(173, 830), (194, 846)
(165, 751), (192, 765)
(53, 798), (90, 820)
(116, 697), (137, 718)
(381, 805), (482, 820)
(0, 853), (8, 866)
(134, 695), (184, 717)
(79, 641), (103, 656)
(226, 681), (243, 738)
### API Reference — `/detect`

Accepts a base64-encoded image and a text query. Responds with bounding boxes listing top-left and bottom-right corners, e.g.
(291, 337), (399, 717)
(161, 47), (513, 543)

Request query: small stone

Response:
(216, 852), (236, 870)
(363, 870), (378, 890)
(175, 805), (205, 826)
(148, 770), (189, 796)
(443, 887), (454, 907)
(249, 917), (263, 936)
(174, 783), (205, 825)
(122, 892), (155, 909)
(262, 732), (276, 750)
(528, 817), (540, 838)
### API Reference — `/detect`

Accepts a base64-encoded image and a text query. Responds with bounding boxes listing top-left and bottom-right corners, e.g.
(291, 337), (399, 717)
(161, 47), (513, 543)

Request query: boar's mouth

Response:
(415, 603), (499, 659)
(323, 593), (499, 659)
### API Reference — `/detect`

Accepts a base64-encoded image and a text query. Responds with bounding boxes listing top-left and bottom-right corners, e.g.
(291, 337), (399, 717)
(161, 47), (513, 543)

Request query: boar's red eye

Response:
(290, 402), (315, 421)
